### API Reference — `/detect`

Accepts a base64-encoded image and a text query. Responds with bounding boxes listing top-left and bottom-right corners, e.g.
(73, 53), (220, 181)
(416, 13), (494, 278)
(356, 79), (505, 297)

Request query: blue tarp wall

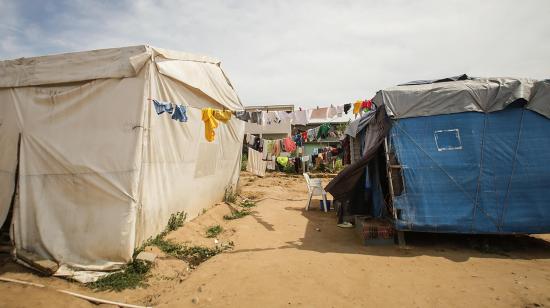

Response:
(391, 104), (550, 234)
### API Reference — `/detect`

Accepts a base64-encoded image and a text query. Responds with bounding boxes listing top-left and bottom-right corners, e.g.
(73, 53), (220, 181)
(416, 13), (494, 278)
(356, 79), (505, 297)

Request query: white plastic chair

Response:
(303, 173), (328, 212)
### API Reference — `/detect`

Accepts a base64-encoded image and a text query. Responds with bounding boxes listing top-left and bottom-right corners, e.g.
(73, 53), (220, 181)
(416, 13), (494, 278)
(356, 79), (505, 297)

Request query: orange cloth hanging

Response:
(353, 101), (362, 114)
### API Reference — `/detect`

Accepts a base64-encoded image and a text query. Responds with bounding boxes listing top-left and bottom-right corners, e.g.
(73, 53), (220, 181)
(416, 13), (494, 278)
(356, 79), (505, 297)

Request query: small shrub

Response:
(205, 225), (223, 238)
(87, 259), (152, 291)
(224, 185), (237, 203)
(240, 199), (256, 208)
(167, 211), (186, 232)
(223, 209), (250, 220)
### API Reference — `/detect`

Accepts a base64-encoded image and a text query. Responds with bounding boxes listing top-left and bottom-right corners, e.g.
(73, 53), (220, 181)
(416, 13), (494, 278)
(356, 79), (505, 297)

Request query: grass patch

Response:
(134, 211), (188, 257)
(87, 259), (152, 291)
(205, 225), (223, 238)
(223, 209), (250, 220)
(240, 199), (256, 208)
(151, 237), (232, 267)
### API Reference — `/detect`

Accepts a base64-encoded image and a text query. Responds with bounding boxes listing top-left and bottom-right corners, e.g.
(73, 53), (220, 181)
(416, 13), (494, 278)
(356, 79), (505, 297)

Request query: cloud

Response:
(0, 0), (549, 108)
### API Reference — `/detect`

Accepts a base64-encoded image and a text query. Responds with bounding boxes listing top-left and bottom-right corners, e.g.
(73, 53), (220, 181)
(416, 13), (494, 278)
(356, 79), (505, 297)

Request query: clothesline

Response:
(147, 97), (376, 126)
(148, 97), (374, 143)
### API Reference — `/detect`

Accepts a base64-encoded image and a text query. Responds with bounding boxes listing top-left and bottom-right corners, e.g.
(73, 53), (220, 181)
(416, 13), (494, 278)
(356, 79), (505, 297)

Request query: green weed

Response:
(205, 225), (223, 238)
(240, 199), (256, 208)
(166, 211), (186, 232)
(150, 237), (231, 267)
(87, 259), (152, 292)
(223, 209), (250, 220)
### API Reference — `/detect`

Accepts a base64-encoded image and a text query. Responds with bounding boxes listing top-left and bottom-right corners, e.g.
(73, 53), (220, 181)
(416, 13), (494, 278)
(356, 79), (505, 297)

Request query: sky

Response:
(0, 0), (549, 108)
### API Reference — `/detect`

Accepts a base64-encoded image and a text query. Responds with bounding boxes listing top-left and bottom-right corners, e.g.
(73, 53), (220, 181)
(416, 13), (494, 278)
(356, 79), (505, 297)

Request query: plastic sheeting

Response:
(325, 108), (390, 200)
(377, 77), (548, 119)
(0, 47), (244, 270)
(528, 80), (550, 119)
(343, 108), (376, 138)
(391, 106), (550, 234)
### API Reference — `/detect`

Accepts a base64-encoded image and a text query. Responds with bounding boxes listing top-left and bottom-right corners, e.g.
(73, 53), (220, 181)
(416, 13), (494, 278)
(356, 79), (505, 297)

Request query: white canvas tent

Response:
(0, 45), (245, 270)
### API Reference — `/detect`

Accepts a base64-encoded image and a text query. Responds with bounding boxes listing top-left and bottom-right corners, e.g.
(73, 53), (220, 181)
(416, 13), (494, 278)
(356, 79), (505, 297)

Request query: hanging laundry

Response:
(202, 108), (218, 142)
(317, 123), (331, 140)
(310, 107), (328, 120)
(247, 147), (267, 177)
(201, 108), (232, 142)
(312, 126), (320, 140)
(267, 112), (281, 124)
(277, 111), (291, 121)
(293, 133), (303, 147)
(283, 137), (297, 153)
(260, 111), (268, 126)
(292, 110), (308, 125)
(235, 111), (250, 121)
(343, 103), (352, 114)
(248, 135), (256, 147)
(266, 156), (276, 171)
(276, 156), (289, 167)
(264, 140), (274, 155)
(353, 101), (362, 115)
(253, 137), (262, 152)
(361, 99), (373, 111)
(153, 100), (174, 115)
(250, 111), (262, 124)
(171, 105), (188, 122)
(366, 99), (373, 110)
(307, 129), (315, 141)
(301, 131), (308, 142)
(272, 139), (281, 157)
(328, 106), (338, 118)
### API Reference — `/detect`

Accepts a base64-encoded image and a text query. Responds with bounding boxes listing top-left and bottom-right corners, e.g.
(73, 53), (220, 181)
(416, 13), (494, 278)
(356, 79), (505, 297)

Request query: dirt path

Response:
(1, 171), (550, 307)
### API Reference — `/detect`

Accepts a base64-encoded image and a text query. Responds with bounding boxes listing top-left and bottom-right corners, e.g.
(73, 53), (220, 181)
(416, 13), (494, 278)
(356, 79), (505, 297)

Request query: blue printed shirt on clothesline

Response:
(153, 99), (188, 122)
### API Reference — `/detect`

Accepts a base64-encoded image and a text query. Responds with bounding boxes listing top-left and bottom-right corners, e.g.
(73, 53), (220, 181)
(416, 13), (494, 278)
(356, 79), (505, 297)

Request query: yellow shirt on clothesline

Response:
(201, 108), (232, 142)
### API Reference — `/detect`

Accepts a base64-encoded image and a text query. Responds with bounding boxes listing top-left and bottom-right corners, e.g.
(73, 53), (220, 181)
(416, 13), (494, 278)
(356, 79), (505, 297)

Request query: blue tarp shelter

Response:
(326, 77), (550, 234)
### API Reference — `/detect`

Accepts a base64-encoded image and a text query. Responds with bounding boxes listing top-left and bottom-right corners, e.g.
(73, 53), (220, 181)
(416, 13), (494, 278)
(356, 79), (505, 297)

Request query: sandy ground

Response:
(1, 171), (550, 307)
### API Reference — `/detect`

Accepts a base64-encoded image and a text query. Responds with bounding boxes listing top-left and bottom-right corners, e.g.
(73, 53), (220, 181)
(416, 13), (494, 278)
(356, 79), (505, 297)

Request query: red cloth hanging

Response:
(283, 137), (297, 153)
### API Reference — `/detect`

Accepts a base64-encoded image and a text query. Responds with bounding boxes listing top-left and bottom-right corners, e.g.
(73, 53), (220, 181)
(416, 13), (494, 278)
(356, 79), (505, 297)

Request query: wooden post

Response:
(397, 231), (406, 248)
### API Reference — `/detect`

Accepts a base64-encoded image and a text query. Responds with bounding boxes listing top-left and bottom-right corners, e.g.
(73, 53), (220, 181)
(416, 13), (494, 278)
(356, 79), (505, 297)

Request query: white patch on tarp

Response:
(434, 129), (463, 151)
